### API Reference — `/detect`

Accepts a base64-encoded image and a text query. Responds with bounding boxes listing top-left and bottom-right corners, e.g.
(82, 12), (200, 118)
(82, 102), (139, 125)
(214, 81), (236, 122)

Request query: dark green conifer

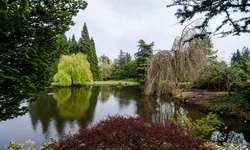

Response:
(78, 23), (101, 81)
(0, 0), (87, 120)
(68, 34), (79, 54)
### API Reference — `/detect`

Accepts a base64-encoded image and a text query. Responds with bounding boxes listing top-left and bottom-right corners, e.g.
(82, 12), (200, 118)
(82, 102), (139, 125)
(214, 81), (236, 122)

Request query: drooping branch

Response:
(144, 19), (211, 95)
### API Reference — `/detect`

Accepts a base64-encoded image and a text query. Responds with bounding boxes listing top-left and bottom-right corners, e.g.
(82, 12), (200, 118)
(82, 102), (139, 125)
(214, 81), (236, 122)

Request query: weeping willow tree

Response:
(53, 53), (92, 86)
(144, 19), (212, 95)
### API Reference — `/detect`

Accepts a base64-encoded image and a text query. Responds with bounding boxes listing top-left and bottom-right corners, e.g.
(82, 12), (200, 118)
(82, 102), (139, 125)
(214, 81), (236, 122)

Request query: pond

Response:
(0, 86), (249, 149)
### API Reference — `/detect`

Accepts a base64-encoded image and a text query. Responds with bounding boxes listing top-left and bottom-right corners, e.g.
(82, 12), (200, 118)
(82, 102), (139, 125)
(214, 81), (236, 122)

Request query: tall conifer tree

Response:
(90, 38), (102, 80)
(0, 0), (87, 120)
(68, 34), (78, 54)
(78, 23), (101, 81)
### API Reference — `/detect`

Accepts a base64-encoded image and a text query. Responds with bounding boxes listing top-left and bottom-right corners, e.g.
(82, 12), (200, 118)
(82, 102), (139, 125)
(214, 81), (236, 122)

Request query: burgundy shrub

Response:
(47, 116), (212, 150)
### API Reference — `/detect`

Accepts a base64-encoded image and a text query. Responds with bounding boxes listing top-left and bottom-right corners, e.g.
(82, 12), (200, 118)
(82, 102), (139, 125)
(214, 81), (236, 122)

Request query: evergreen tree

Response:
(0, 0), (87, 120)
(78, 23), (91, 55)
(231, 49), (242, 63)
(117, 50), (131, 70)
(126, 60), (137, 79)
(78, 23), (101, 81)
(134, 40), (154, 84)
(68, 34), (79, 54)
(167, 0), (250, 37)
(90, 38), (102, 81)
(113, 50), (132, 80)
(231, 47), (250, 80)
(56, 34), (70, 55)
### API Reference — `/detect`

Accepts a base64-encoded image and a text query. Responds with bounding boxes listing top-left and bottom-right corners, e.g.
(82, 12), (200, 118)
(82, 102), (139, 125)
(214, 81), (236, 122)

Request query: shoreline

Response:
(174, 90), (250, 120)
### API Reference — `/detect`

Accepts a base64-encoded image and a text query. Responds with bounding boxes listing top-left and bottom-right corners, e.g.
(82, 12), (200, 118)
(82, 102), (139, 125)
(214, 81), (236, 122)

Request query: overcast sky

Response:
(66, 0), (250, 61)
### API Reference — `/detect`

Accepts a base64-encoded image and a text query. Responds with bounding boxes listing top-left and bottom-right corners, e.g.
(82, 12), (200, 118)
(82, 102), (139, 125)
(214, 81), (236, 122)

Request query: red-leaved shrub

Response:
(47, 116), (212, 150)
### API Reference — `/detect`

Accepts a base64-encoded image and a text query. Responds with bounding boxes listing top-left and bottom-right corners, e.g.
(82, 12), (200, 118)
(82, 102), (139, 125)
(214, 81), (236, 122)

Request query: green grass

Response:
(51, 80), (139, 87)
(84, 80), (139, 86)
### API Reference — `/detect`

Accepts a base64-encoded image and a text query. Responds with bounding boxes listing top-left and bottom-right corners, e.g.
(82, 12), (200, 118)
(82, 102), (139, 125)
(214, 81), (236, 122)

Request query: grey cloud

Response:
(66, 0), (250, 61)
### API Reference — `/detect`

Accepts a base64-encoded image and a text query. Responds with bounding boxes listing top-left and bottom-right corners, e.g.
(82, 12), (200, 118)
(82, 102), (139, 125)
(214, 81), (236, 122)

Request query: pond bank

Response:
(175, 90), (250, 120)
(176, 90), (226, 107)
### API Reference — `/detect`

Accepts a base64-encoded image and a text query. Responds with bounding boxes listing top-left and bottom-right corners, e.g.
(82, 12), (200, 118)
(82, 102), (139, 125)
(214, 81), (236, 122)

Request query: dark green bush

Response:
(242, 83), (250, 100)
(210, 93), (250, 118)
(210, 95), (233, 114)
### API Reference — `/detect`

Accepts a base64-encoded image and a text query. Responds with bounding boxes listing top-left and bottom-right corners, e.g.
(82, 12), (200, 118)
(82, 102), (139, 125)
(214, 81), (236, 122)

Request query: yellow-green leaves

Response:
(177, 113), (222, 140)
(53, 53), (92, 86)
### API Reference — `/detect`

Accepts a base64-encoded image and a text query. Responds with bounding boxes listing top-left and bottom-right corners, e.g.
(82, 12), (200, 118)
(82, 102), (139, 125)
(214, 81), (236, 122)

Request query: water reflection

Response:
(53, 87), (92, 119)
(1, 86), (249, 149)
(157, 97), (187, 123)
(100, 86), (112, 102)
(28, 86), (99, 137)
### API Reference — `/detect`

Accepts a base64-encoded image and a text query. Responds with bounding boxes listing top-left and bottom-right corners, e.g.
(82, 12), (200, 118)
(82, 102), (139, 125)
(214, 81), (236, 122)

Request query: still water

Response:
(0, 86), (249, 149)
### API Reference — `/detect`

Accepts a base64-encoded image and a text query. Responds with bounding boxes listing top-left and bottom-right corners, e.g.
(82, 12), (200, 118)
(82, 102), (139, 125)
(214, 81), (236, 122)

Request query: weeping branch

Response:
(144, 19), (211, 95)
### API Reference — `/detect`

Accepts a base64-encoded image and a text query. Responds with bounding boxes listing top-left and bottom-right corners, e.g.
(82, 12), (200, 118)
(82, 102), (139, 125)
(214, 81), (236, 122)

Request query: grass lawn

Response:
(84, 80), (139, 86)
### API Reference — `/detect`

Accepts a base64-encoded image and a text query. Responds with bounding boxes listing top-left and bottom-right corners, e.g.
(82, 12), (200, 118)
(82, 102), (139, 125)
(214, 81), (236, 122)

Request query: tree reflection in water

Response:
(53, 87), (92, 119)
(26, 86), (249, 148)
(152, 96), (188, 123)
(28, 86), (99, 138)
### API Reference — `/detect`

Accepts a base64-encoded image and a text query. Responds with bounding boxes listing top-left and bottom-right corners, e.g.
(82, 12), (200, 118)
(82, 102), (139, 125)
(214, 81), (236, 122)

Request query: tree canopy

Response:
(68, 34), (79, 54)
(100, 54), (113, 80)
(53, 53), (92, 86)
(0, 0), (87, 120)
(144, 20), (212, 95)
(135, 40), (154, 84)
(167, 0), (250, 37)
(78, 23), (101, 81)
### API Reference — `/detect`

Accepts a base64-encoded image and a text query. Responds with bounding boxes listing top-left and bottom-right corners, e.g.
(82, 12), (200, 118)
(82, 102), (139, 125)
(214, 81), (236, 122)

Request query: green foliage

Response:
(126, 60), (137, 79)
(90, 38), (102, 81)
(100, 54), (113, 80)
(53, 53), (92, 86)
(247, 60), (250, 77)
(0, 0), (87, 120)
(231, 47), (250, 80)
(112, 50), (132, 80)
(6, 140), (35, 150)
(210, 93), (250, 119)
(206, 60), (246, 94)
(167, 0), (250, 37)
(68, 34), (79, 54)
(47, 33), (71, 83)
(178, 113), (222, 140)
(210, 95), (233, 113)
(242, 82), (250, 99)
(6, 140), (23, 150)
(113, 69), (126, 80)
(134, 39), (154, 84)
(78, 23), (101, 81)
(116, 50), (131, 70)
(53, 71), (72, 86)
(56, 34), (70, 55)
